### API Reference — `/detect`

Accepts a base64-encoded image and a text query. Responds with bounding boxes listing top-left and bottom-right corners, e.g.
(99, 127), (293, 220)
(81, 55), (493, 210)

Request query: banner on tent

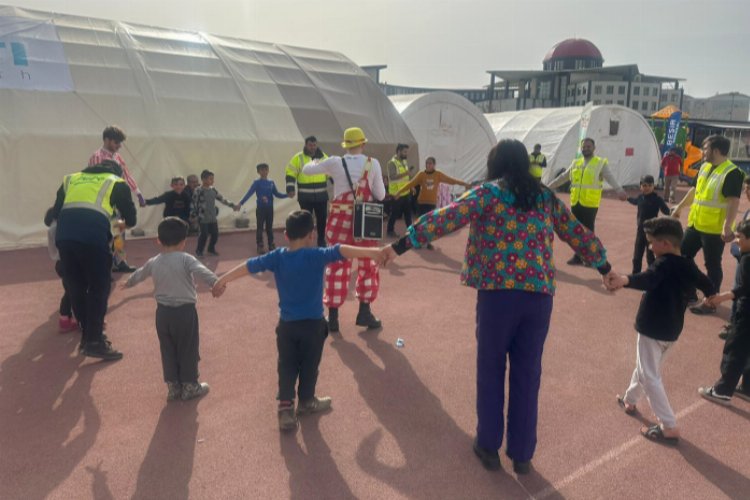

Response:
(0, 17), (73, 91)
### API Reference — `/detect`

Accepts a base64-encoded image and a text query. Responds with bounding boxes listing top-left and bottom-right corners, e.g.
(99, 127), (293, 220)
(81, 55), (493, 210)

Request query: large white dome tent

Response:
(0, 5), (417, 250)
(389, 92), (496, 183)
(485, 105), (660, 187)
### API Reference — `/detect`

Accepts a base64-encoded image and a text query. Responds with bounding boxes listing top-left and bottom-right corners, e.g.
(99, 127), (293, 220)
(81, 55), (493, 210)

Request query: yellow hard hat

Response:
(341, 127), (367, 149)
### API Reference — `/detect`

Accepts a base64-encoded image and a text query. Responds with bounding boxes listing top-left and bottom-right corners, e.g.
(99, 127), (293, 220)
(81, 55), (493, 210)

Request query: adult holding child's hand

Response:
(386, 139), (613, 474)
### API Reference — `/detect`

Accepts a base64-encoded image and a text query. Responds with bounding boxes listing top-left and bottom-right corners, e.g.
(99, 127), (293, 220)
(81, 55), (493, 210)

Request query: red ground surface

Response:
(1, 188), (749, 500)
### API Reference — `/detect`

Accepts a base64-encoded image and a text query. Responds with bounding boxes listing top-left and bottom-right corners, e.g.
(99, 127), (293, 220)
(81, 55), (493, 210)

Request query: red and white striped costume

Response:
(304, 153), (385, 308)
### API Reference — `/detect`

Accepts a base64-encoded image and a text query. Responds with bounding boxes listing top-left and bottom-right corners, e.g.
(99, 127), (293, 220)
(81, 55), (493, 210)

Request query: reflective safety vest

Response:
(529, 153), (546, 179)
(387, 156), (411, 196)
(688, 160), (739, 234)
(61, 171), (123, 218)
(285, 151), (329, 203)
(569, 156), (607, 208)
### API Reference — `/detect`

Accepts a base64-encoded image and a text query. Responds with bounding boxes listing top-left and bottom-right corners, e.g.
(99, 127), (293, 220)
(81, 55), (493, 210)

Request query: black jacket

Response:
(626, 253), (714, 341)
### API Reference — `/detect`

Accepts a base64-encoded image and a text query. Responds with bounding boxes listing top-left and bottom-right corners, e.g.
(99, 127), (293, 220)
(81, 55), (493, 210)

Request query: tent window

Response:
(609, 120), (620, 136)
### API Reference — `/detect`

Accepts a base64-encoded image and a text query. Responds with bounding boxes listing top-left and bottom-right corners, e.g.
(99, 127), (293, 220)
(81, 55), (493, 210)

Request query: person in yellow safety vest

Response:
(386, 143), (415, 237)
(671, 134), (744, 315)
(49, 159), (137, 361)
(286, 135), (329, 246)
(548, 137), (627, 265)
(529, 144), (547, 181)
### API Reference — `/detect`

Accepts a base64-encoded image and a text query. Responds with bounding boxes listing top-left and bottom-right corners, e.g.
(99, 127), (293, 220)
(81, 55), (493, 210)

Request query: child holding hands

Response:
(607, 217), (714, 444)
(124, 217), (220, 401)
(213, 210), (386, 431)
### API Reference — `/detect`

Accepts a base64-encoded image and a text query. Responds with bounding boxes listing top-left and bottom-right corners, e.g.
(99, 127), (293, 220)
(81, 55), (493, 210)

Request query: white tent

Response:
(485, 105), (660, 187)
(389, 92), (496, 183)
(0, 5), (416, 249)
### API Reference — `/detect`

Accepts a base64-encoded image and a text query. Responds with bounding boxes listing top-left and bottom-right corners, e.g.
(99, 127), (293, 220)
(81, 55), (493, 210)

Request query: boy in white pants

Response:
(607, 217), (715, 444)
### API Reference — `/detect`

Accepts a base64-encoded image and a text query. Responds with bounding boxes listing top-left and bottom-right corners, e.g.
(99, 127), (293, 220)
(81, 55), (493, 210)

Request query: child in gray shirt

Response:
(191, 169), (239, 257)
(125, 217), (219, 402)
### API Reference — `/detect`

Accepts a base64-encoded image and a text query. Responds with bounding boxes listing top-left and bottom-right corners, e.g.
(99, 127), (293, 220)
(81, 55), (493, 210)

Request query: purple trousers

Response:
(475, 289), (553, 462)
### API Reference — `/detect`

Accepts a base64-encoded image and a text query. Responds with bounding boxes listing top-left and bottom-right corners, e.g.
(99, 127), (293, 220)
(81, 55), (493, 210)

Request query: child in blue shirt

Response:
(214, 210), (385, 431)
(238, 163), (288, 254)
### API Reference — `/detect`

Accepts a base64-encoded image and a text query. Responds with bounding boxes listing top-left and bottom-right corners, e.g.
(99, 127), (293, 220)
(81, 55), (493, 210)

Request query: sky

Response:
(11, 0), (750, 98)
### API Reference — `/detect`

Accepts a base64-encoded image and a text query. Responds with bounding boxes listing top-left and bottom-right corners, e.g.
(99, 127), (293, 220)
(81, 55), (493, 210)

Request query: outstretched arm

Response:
(212, 262), (250, 297)
(339, 245), (386, 265)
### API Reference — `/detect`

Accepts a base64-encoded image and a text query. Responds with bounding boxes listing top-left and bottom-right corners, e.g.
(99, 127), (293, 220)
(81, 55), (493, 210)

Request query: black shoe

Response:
(112, 261), (136, 273)
(355, 311), (382, 330)
(207, 250), (219, 256)
(513, 460), (531, 475)
(195, 251), (204, 258)
(82, 341), (123, 361)
(566, 256), (582, 266)
(473, 438), (500, 471)
(269, 243), (276, 251)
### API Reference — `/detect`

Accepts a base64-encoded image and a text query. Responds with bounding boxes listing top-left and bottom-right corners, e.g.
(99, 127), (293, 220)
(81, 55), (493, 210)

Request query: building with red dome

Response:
(542, 38), (603, 71)
(485, 38), (684, 114)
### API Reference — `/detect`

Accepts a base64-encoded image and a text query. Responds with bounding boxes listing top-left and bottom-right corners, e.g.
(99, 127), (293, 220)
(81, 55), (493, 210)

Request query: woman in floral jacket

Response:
(385, 139), (614, 473)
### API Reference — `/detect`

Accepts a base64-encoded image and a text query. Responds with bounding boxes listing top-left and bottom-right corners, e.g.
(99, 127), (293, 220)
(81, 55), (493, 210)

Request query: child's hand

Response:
(212, 282), (226, 298)
(604, 271), (627, 291)
(381, 246), (398, 267)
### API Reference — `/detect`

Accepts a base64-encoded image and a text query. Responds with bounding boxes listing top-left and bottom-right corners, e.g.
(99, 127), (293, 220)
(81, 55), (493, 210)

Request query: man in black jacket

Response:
(50, 160), (136, 360)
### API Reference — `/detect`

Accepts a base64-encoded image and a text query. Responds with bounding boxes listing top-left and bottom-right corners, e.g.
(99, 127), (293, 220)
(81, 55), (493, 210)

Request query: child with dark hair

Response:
(627, 174), (670, 273)
(238, 163), (288, 254)
(145, 176), (193, 222)
(44, 207), (76, 332)
(607, 217), (715, 444)
(699, 218), (750, 405)
(191, 169), (239, 257)
(395, 156), (470, 250)
(213, 210), (386, 431)
(124, 217), (220, 402)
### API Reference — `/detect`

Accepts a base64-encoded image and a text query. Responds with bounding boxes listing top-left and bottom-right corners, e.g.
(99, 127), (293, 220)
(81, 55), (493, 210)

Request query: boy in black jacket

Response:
(607, 217), (714, 444)
(699, 219), (750, 405)
(627, 175), (670, 273)
(145, 176), (192, 222)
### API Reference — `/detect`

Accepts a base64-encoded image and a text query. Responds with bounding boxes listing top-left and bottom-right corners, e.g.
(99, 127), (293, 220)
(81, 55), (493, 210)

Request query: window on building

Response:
(644, 87), (650, 96)
(606, 85), (614, 95)
(618, 86), (626, 95)
(594, 85), (602, 94)
(617, 100), (624, 105)
(582, 87), (587, 94)
(641, 101), (648, 110)
(632, 100), (639, 110)
(651, 102), (657, 111)
(605, 100), (613, 105)
(593, 100), (601, 105)
(633, 86), (640, 96)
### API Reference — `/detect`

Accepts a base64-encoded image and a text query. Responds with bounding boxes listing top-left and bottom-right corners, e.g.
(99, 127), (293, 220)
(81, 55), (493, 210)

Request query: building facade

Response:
(485, 38), (684, 115)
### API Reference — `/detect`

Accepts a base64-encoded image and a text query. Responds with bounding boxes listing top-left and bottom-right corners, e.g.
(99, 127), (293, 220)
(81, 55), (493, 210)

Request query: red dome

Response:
(543, 39), (603, 62)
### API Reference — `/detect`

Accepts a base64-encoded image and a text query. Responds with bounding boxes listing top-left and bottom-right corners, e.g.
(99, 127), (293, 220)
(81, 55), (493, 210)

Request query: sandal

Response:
(640, 425), (679, 445)
(616, 395), (637, 415)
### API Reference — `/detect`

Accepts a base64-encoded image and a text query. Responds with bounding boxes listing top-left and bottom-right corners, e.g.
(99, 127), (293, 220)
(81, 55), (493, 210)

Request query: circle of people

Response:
(47, 124), (750, 473)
